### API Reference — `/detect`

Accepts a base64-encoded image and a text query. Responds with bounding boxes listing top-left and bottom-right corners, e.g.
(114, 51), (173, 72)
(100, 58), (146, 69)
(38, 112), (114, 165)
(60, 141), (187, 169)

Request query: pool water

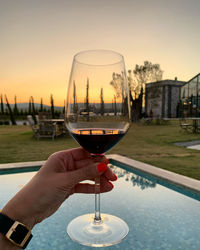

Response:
(0, 162), (200, 250)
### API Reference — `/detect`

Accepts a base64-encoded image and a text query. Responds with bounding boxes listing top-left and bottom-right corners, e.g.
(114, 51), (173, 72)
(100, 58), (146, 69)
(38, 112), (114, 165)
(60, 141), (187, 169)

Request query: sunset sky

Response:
(1, 0), (200, 106)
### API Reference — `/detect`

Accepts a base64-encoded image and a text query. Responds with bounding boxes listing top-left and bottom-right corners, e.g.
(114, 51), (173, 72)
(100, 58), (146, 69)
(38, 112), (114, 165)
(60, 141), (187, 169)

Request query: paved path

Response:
(187, 144), (200, 150)
(175, 140), (200, 147)
(174, 140), (200, 151)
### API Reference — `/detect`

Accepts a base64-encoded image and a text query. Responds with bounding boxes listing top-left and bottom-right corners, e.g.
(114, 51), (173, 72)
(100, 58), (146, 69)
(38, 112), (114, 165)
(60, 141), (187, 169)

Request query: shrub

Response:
(4, 121), (10, 125)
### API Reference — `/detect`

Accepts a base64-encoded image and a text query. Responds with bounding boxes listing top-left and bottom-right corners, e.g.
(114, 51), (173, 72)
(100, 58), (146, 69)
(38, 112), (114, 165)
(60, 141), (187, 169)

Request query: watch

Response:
(0, 211), (32, 249)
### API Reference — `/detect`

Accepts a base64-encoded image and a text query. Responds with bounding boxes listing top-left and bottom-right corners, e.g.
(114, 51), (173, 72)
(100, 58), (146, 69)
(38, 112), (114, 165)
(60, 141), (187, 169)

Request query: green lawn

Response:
(0, 122), (200, 180)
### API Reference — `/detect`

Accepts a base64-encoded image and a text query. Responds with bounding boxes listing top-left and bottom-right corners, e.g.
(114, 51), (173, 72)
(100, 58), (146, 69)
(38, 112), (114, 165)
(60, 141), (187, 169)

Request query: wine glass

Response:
(65, 50), (131, 247)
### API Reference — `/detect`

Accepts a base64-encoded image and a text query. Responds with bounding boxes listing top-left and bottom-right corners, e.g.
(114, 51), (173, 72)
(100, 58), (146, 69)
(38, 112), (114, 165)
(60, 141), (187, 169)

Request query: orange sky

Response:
(1, 0), (200, 106)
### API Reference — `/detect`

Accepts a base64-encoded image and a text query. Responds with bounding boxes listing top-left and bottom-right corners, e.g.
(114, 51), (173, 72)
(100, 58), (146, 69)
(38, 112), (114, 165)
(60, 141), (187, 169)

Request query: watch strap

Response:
(0, 211), (32, 249)
(0, 212), (16, 234)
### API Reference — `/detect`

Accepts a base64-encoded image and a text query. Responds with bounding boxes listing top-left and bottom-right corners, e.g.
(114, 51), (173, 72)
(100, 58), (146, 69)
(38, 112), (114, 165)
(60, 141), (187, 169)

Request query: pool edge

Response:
(0, 161), (45, 171)
(1, 156), (200, 194)
(107, 154), (200, 194)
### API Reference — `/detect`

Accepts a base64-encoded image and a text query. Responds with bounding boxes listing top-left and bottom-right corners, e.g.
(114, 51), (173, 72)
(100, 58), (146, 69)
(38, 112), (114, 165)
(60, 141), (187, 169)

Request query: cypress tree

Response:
(100, 88), (104, 116)
(85, 78), (89, 112)
(73, 81), (78, 113)
(40, 98), (43, 112)
(5, 95), (16, 125)
(50, 94), (55, 119)
(31, 96), (36, 124)
(13, 95), (19, 116)
(63, 100), (65, 114)
(114, 95), (117, 116)
(0, 94), (4, 114)
(28, 97), (32, 114)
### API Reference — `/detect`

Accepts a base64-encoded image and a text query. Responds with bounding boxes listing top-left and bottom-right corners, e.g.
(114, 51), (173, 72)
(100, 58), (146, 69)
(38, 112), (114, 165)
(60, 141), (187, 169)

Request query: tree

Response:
(114, 95), (117, 116)
(110, 61), (163, 121)
(100, 88), (104, 116)
(0, 94), (4, 114)
(63, 100), (65, 114)
(31, 96), (37, 124)
(73, 81), (78, 113)
(131, 61), (163, 120)
(40, 98), (44, 112)
(110, 71), (129, 115)
(85, 78), (89, 112)
(13, 96), (19, 116)
(5, 95), (16, 125)
(50, 94), (55, 119)
(28, 98), (32, 114)
(132, 61), (163, 94)
(20, 109), (24, 116)
(110, 73), (124, 98)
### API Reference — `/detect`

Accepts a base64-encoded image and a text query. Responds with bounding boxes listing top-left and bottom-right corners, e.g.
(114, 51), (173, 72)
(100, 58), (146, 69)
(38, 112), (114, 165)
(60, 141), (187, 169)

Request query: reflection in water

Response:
(110, 165), (156, 190)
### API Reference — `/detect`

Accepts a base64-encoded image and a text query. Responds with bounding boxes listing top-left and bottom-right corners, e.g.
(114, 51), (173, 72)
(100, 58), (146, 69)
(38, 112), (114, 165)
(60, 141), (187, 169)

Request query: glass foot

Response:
(67, 213), (129, 247)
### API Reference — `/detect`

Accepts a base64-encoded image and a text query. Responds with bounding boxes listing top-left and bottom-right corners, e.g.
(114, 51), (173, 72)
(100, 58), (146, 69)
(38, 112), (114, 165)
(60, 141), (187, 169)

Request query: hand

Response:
(2, 148), (116, 230)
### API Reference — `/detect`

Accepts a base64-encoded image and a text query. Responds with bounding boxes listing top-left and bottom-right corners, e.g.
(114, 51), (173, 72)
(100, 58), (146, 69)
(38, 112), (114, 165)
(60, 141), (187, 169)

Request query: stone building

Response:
(145, 78), (186, 118)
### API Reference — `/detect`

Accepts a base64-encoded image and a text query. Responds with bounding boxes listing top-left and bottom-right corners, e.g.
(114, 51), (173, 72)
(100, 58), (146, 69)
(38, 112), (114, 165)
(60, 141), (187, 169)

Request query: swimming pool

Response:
(0, 156), (200, 250)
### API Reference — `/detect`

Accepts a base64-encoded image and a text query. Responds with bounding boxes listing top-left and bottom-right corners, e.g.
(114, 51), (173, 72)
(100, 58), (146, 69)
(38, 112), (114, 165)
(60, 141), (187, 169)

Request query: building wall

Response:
(164, 86), (168, 117)
(145, 81), (183, 118)
(146, 86), (163, 118)
(171, 86), (180, 118)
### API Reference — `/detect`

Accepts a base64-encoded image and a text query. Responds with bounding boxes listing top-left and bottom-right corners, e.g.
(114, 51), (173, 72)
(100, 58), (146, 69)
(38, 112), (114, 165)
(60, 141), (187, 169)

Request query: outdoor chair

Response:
(38, 121), (57, 140)
(27, 115), (56, 140)
(27, 115), (39, 138)
(35, 115), (39, 124)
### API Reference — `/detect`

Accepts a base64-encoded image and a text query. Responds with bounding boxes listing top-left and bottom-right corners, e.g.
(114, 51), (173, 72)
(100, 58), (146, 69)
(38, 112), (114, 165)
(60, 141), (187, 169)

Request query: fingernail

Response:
(97, 163), (107, 172)
(108, 182), (114, 189)
(113, 173), (118, 180)
(106, 159), (109, 164)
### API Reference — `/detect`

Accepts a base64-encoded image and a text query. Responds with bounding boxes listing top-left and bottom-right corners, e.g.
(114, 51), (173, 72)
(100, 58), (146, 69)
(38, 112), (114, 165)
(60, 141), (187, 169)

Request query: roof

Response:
(145, 79), (186, 88)
(186, 72), (200, 84)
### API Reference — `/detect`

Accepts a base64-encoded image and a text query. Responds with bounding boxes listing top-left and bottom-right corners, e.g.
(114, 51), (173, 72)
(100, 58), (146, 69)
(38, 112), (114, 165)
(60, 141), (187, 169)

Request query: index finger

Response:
(68, 147), (91, 161)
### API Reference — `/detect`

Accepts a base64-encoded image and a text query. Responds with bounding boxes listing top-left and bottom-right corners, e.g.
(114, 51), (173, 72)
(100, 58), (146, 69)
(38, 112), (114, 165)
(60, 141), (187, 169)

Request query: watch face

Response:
(10, 224), (29, 244)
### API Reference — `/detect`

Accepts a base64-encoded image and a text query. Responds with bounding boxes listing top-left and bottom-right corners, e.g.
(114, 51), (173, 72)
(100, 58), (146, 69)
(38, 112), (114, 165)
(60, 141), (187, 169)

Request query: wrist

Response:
(1, 183), (39, 230)
(2, 200), (36, 230)
(0, 210), (33, 249)
(1, 175), (45, 230)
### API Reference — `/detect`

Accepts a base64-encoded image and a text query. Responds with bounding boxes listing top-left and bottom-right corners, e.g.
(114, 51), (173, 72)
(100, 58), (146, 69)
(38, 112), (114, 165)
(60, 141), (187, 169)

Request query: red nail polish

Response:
(97, 163), (107, 172)
(108, 182), (114, 188)
(113, 173), (118, 180)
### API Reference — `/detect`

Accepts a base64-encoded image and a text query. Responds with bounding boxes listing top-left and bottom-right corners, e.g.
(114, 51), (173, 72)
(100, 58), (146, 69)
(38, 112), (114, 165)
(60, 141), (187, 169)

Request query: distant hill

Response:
(1, 103), (63, 111)
(1, 102), (115, 111)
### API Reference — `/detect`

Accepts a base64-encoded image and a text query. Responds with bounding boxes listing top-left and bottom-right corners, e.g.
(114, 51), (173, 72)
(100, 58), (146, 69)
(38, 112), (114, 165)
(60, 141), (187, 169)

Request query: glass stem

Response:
(94, 176), (101, 223)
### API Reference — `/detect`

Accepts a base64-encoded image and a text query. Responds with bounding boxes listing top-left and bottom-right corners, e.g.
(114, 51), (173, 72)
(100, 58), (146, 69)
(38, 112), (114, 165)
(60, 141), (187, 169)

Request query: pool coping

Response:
(0, 155), (200, 193)
(0, 161), (45, 171)
(108, 154), (200, 194)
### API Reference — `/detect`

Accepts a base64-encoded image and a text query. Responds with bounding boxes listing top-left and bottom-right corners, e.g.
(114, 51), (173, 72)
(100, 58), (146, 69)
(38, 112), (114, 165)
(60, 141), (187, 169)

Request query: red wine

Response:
(70, 129), (126, 154)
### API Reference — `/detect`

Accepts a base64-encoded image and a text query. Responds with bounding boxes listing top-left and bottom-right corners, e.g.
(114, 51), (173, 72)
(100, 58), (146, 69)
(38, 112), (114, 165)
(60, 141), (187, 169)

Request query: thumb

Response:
(67, 162), (107, 185)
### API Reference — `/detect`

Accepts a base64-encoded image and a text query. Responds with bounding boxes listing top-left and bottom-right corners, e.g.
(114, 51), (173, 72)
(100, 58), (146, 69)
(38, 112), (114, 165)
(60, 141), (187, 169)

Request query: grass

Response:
(0, 121), (200, 180)
(0, 126), (77, 163)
